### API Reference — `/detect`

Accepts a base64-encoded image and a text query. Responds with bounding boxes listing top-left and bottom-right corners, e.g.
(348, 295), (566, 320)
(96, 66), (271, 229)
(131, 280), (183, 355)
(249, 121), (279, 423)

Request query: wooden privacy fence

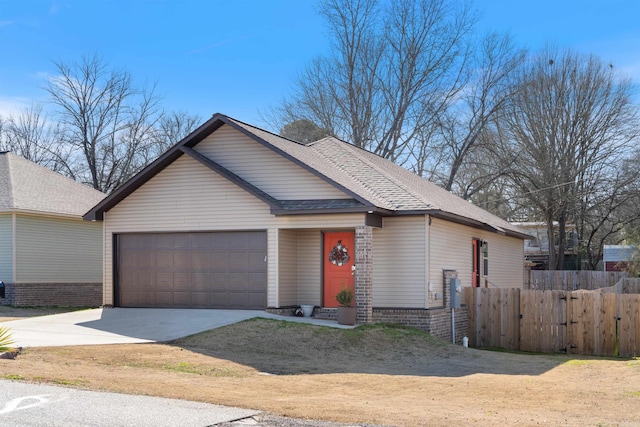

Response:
(526, 270), (628, 291)
(465, 287), (640, 357)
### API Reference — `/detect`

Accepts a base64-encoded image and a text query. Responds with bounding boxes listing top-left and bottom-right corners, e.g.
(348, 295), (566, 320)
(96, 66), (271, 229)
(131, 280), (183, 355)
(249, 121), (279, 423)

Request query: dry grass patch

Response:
(1, 318), (639, 426)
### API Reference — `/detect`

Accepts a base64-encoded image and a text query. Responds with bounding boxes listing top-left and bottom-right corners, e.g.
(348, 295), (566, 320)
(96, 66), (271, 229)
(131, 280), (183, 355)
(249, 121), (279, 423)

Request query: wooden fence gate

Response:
(465, 287), (640, 357)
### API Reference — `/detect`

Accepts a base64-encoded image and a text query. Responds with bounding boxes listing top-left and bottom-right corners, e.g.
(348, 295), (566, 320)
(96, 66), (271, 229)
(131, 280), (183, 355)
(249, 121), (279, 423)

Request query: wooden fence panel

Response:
(465, 288), (520, 350)
(520, 290), (566, 353)
(529, 271), (628, 291)
(603, 293), (618, 356)
(466, 287), (639, 357)
(617, 294), (640, 357)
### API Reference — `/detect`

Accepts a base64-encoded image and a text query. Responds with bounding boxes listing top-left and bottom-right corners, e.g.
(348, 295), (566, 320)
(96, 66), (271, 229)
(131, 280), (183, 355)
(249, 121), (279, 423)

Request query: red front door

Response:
(323, 231), (355, 307)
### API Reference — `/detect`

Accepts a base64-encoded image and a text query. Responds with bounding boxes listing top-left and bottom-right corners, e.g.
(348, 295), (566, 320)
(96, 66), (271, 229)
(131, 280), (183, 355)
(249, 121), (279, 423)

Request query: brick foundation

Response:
(268, 304), (468, 344)
(0, 282), (103, 307)
(266, 307), (296, 316)
(372, 306), (468, 344)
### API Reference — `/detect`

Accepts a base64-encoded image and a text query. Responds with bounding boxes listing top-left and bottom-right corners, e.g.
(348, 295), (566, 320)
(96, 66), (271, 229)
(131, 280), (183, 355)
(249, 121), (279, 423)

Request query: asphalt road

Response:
(0, 380), (259, 427)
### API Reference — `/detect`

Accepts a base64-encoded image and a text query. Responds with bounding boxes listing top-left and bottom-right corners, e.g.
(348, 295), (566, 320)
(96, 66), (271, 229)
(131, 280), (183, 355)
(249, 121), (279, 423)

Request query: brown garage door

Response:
(117, 231), (267, 309)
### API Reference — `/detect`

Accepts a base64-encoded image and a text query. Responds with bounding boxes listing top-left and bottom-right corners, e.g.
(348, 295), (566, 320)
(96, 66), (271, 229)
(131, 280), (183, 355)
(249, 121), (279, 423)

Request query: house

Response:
(603, 245), (637, 272)
(84, 114), (528, 338)
(0, 152), (105, 307)
(511, 221), (580, 270)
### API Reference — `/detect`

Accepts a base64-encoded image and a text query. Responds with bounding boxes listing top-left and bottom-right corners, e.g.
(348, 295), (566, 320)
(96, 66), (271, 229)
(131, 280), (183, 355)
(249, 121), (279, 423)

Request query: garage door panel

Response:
(173, 272), (190, 288)
(210, 291), (229, 307)
(156, 251), (173, 267)
(173, 252), (190, 269)
(191, 233), (213, 249)
(155, 292), (173, 305)
(118, 231), (267, 309)
(191, 273), (209, 289)
(248, 232), (267, 249)
(229, 253), (249, 271)
(248, 273), (267, 290)
(247, 293), (266, 308)
(136, 252), (154, 268)
(135, 271), (153, 287)
(228, 293), (248, 308)
(209, 234), (230, 250)
(248, 253), (266, 271)
(210, 253), (229, 271)
(191, 252), (210, 269)
(173, 234), (190, 248)
(191, 292), (210, 306)
(173, 292), (191, 306)
(211, 273), (229, 289)
(155, 272), (172, 287)
(229, 233), (249, 250)
(229, 272), (249, 287)
(155, 234), (174, 249)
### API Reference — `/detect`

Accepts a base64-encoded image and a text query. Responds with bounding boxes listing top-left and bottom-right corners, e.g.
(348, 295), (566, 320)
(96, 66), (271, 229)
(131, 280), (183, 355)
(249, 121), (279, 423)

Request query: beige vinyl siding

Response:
(194, 125), (348, 200)
(296, 230), (321, 306)
(428, 217), (524, 302)
(484, 233), (525, 289)
(15, 214), (102, 283)
(278, 229), (298, 306)
(0, 214), (13, 282)
(372, 216), (427, 308)
(103, 155), (365, 306)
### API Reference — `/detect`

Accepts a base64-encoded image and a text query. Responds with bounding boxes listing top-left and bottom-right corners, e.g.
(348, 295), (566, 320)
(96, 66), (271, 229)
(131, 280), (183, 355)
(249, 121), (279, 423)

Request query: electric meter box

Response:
(450, 277), (461, 309)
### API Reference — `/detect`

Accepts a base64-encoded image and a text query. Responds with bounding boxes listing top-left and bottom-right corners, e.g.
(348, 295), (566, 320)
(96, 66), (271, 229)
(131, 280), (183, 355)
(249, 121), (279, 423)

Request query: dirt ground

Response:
(1, 316), (639, 426)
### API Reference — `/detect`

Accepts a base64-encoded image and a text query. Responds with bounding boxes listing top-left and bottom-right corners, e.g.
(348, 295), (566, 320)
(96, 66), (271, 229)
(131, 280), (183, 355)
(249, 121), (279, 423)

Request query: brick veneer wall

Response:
(0, 282), (102, 307)
(268, 305), (468, 342)
(354, 225), (373, 324)
(372, 306), (468, 344)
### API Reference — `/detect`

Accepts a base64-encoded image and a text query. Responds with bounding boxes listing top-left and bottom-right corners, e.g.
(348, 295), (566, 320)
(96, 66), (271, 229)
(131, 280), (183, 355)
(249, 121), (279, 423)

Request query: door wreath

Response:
(329, 240), (350, 266)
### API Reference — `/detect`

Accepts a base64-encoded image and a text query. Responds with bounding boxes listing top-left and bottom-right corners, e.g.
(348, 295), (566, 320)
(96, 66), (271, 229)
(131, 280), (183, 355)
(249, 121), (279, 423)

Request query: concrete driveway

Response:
(3, 308), (352, 348)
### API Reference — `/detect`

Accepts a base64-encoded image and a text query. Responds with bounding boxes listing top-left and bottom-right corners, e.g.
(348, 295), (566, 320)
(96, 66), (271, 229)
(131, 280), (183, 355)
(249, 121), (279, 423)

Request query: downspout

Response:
(425, 215), (431, 308)
(11, 212), (16, 283)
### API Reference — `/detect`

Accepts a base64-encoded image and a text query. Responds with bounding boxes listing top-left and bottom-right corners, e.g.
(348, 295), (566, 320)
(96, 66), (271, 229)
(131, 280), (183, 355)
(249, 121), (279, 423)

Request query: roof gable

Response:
(83, 113), (527, 239)
(0, 152), (106, 217)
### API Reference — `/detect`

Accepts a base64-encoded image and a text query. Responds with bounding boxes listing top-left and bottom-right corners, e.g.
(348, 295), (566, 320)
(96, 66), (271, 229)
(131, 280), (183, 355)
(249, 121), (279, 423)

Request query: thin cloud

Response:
(0, 21), (14, 28)
(185, 36), (249, 56)
(0, 97), (33, 117)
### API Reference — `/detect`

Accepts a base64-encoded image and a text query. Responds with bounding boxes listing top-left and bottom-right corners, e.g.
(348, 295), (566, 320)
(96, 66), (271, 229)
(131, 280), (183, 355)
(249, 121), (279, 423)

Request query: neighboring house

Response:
(0, 152), (105, 307)
(511, 221), (580, 270)
(603, 245), (637, 272)
(84, 114), (528, 337)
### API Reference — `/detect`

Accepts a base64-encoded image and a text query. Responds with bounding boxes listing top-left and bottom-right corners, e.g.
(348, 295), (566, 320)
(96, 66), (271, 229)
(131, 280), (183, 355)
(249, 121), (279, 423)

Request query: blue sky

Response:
(1, 0), (639, 129)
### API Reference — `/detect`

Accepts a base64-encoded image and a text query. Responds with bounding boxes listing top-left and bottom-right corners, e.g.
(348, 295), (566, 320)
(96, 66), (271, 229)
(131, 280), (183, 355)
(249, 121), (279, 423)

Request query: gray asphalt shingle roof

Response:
(228, 117), (525, 237)
(84, 113), (527, 238)
(0, 152), (106, 217)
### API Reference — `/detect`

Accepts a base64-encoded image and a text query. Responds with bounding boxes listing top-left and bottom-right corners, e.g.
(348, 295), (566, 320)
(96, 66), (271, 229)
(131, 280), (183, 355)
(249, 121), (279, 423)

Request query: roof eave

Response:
(425, 210), (528, 240)
(271, 206), (392, 216)
(83, 114), (233, 221)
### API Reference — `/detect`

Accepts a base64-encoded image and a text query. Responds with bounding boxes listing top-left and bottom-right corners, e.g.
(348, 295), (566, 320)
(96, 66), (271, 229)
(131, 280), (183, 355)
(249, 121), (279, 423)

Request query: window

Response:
(482, 241), (489, 275)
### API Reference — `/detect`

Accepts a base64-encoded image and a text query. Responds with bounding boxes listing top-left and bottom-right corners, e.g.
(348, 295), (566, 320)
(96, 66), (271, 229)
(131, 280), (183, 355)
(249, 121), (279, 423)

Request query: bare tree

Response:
(431, 33), (525, 194)
(149, 110), (202, 159)
(576, 150), (640, 269)
(272, 0), (475, 165)
(0, 104), (68, 171)
(46, 54), (162, 193)
(502, 47), (638, 270)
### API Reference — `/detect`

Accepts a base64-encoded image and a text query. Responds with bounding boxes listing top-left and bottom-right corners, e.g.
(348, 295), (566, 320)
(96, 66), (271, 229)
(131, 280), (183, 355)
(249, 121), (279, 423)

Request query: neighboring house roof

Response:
(603, 245), (637, 263)
(84, 113), (529, 239)
(0, 152), (106, 217)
